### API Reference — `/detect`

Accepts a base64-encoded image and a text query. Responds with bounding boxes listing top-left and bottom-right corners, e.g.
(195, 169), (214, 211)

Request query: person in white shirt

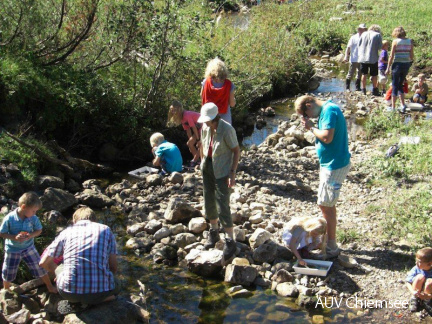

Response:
(343, 23), (367, 91)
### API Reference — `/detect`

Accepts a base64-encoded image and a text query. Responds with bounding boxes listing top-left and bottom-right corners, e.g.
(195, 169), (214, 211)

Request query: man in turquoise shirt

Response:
(295, 95), (351, 258)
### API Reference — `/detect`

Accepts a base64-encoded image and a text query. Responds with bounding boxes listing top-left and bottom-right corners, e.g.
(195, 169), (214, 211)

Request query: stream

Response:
(113, 77), (370, 323)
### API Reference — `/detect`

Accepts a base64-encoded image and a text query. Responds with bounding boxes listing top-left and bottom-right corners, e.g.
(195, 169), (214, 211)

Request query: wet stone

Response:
(266, 311), (290, 322)
(246, 312), (263, 321)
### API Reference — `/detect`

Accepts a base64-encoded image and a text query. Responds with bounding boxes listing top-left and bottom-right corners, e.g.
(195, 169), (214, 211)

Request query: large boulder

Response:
(146, 174), (163, 186)
(144, 220), (162, 235)
(224, 264), (258, 286)
(0, 289), (21, 315)
(252, 241), (278, 264)
(164, 198), (202, 224)
(271, 269), (294, 283)
(185, 249), (224, 277)
(63, 296), (147, 324)
(40, 188), (77, 212)
(76, 189), (115, 208)
(37, 175), (64, 190)
(249, 228), (271, 249)
(6, 308), (30, 324)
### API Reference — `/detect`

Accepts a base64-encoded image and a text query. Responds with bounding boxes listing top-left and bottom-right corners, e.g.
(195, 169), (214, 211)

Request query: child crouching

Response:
(406, 247), (432, 312)
(282, 217), (327, 266)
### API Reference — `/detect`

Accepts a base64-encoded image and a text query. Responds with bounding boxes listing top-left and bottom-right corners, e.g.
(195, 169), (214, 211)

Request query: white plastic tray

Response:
(293, 259), (333, 276)
(128, 166), (158, 179)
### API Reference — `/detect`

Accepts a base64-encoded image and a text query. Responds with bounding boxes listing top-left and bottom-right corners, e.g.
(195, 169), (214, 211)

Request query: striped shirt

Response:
(393, 38), (412, 63)
(0, 209), (42, 252)
(47, 220), (117, 294)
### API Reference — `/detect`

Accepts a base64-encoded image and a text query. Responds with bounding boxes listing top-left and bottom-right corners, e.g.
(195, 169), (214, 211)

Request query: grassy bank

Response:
(362, 111), (432, 248)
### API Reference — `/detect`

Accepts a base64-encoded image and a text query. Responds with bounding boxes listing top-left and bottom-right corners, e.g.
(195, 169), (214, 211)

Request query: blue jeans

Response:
(391, 62), (411, 97)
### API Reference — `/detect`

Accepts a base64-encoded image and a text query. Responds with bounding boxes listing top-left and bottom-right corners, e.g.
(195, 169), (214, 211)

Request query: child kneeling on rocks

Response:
(406, 247), (432, 313)
(282, 217), (327, 266)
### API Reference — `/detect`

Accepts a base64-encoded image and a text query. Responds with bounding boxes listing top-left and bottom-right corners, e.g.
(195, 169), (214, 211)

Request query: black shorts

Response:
(360, 62), (379, 77)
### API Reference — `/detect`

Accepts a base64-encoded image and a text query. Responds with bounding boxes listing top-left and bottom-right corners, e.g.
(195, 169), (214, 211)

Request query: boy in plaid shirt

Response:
(0, 192), (57, 292)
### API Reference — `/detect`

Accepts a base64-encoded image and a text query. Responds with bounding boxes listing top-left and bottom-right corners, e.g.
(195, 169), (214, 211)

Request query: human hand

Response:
(301, 117), (314, 130)
(228, 174), (236, 188)
(416, 89), (421, 94)
(385, 69), (390, 75)
(343, 59), (348, 63)
(15, 232), (29, 242)
(298, 259), (307, 266)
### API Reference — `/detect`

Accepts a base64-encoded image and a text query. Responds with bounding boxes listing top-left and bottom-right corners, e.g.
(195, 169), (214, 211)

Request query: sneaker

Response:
(409, 297), (420, 312)
(398, 106), (407, 113)
(325, 246), (340, 258)
(385, 106), (394, 112)
(423, 299), (432, 315)
(223, 238), (237, 261)
(57, 300), (88, 315)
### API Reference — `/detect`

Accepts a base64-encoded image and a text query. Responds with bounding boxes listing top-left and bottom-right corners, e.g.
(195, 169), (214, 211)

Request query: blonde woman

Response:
(385, 26), (414, 112)
(201, 58), (236, 125)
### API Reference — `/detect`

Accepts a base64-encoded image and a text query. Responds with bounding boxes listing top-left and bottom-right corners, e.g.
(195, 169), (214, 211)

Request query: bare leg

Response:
(319, 205), (337, 242)
(187, 137), (199, 162)
(391, 95), (397, 110)
(361, 74), (367, 89)
(371, 76), (378, 89)
(399, 93), (406, 107)
(224, 227), (234, 239)
(412, 275), (426, 296)
(3, 281), (11, 290)
(41, 273), (58, 293)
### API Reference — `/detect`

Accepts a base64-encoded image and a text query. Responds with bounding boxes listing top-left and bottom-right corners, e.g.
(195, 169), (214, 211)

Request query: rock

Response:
(249, 214), (263, 224)
(40, 188), (77, 212)
(164, 198), (202, 223)
(276, 282), (299, 297)
(37, 175), (65, 190)
(146, 174), (163, 186)
(168, 172), (183, 184)
(173, 233), (196, 248)
(230, 288), (253, 298)
(310, 314), (324, 324)
(224, 264), (257, 286)
(62, 296), (145, 324)
(44, 210), (67, 225)
(188, 217), (207, 234)
(252, 241), (278, 264)
(231, 258), (250, 266)
(296, 294), (318, 308)
(125, 237), (154, 252)
(106, 180), (131, 195)
(76, 189), (115, 208)
(0, 289), (22, 315)
(249, 228), (272, 248)
(254, 277), (271, 288)
(233, 227), (246, 242)
(6, 164), (20, 176)
(6, 308), (30, 324)
(276, 245), (294, 261)
(266, 311), (290, 322)
(153, 227), (171, 241)
(170, 224), (187, 235)
(127, 206), (148, 222)
(185, 249), (224, 277)
(246, 312), (263, 321)
(144, 220), (162, 235)
(21, 296), (40, 314)
(304, 131), (316, 144)
(127, 223), (146, 236)
(150, 243), (178, 263)
(271, 269), (294, 283)
(82, 179), (101, 189)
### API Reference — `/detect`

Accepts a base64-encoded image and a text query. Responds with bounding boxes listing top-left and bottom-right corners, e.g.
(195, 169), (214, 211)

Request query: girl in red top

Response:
(201, 58), (236, 125)
(167, 100), (201, 167)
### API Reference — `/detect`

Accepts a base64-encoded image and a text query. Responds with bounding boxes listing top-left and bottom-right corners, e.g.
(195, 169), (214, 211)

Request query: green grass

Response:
(337, 229), (360, 244)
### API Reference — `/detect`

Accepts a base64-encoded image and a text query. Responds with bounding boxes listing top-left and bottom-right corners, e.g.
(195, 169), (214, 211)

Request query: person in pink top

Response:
(167, 100), (201, 167)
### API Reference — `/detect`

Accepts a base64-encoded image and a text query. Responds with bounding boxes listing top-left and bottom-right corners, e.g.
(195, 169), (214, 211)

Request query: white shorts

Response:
(317, 163), (351, 207)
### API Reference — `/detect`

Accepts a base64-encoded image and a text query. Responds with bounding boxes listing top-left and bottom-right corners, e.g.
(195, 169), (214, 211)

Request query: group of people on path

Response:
(344, 24), (419, 112)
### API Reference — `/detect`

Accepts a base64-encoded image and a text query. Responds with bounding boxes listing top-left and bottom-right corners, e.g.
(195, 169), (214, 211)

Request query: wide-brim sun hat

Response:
(198, 102), (218, 123)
